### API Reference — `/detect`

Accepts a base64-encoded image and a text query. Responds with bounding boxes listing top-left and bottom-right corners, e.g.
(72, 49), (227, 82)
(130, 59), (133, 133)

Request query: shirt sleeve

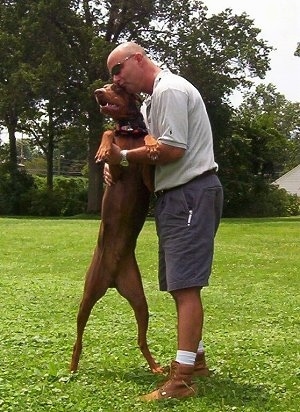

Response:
(153, 88), (189, 149)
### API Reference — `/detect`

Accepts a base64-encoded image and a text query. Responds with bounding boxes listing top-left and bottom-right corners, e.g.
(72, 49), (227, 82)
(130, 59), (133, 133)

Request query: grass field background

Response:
(0, 216), (299, 411)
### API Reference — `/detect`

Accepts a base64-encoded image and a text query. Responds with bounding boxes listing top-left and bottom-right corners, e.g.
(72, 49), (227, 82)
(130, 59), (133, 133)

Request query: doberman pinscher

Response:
(70, 84), (162, 374)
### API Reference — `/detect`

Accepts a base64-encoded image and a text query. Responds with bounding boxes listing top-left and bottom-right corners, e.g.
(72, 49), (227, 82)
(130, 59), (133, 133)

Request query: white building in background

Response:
(273, 164), (300, 197)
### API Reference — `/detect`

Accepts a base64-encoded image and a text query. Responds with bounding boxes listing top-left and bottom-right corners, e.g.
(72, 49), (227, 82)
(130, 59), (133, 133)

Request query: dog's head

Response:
(94, 84), (142, 121)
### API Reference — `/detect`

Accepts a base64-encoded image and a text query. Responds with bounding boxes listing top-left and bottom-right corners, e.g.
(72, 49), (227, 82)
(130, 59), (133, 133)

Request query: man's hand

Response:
(103, 163), (114, 186)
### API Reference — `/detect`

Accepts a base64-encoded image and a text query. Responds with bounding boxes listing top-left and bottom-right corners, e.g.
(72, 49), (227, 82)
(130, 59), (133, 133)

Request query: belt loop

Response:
(155, 190), (165, 199)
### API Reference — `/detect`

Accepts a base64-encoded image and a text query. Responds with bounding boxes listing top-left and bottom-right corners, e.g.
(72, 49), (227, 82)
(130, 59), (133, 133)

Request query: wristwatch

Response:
(120, 149), (129, 167)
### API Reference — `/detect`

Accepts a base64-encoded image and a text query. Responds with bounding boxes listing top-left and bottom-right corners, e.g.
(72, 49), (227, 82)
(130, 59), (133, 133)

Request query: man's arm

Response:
(103, 141), (185, 166)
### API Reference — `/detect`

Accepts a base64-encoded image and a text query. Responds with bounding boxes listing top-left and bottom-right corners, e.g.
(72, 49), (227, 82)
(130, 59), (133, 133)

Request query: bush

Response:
(223, 178), (300, 218)
(0, 163), (88, 216)
(244, 184), (299, 217)
(29, 176), (88, 216)
(53, 176), (88, 216)
(0, 163), (36, 215)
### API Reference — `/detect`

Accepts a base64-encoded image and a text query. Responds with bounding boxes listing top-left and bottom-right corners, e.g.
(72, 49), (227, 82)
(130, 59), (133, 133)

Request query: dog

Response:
(70, 84), (162, 374)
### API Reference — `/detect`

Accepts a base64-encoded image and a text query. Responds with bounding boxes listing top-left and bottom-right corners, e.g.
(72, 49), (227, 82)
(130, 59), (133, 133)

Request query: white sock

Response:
(175, 350), (196, 365)
(197, 340), (205, 354)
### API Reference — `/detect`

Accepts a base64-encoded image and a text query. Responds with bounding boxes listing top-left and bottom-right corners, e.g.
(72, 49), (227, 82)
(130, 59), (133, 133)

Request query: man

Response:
(101, 42), (223, 401)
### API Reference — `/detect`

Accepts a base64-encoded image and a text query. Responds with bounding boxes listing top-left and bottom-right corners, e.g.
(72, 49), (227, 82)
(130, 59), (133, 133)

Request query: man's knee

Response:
(171, 286), (201, 304)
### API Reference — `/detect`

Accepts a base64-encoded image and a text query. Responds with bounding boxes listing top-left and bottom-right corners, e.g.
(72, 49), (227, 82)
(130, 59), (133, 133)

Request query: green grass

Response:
(0, 216), (299, 411)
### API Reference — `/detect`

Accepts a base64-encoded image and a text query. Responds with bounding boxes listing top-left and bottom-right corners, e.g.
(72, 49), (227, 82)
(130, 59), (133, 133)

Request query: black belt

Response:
(155, 169), (217, 198)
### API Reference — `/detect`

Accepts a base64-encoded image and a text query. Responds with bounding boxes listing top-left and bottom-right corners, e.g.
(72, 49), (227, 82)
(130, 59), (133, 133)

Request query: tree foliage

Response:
(237, 84), (300, 173)
(221, 84), (300, 216)
(0, 1), (35, 170)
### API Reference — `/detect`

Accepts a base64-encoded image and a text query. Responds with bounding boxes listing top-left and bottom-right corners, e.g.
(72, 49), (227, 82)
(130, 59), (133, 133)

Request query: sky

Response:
(204, 0), (300, 105)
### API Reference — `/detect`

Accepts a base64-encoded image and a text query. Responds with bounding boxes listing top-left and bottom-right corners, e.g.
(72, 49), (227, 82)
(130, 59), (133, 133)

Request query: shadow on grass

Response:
(90, 367), (270, 409)
(196, 375), (270, 409)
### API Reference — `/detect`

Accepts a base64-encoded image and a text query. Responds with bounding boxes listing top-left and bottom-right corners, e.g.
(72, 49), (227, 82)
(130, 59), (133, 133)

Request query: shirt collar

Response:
(144, 68), (170, 107)
(153, 68), (170, 90)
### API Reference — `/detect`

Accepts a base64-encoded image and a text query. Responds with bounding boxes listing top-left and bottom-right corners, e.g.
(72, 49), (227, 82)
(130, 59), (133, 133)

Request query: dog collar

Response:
(115, 124), (148, 138)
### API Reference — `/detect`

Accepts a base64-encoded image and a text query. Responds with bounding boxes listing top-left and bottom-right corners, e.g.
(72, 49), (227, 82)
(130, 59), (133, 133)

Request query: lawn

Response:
(0, 216), (299, 412)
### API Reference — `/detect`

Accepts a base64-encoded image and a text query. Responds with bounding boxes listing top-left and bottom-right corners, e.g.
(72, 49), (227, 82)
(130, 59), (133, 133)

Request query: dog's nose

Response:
(94, 89), (104, 104)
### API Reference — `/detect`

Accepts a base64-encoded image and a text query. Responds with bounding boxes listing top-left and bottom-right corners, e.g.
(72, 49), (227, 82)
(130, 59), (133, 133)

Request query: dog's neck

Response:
(115, 116), (148, 138)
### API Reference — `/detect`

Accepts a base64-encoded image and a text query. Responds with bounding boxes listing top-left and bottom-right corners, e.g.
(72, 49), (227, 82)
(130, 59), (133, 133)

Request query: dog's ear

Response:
(128, 98), (141, 116)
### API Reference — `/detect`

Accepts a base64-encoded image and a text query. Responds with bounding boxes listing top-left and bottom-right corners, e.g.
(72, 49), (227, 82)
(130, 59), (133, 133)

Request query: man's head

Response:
(107, 42), (161, 95)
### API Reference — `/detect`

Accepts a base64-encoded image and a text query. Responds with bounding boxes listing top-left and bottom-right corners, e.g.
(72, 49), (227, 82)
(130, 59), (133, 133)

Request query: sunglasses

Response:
(110, 54), (136, 76)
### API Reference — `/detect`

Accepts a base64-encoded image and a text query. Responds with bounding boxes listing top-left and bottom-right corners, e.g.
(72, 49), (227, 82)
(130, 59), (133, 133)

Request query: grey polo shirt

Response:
(141, 69), (218, 192)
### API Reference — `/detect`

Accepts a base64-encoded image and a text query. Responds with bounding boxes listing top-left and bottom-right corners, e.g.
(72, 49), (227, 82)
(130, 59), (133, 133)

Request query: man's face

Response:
(107, 52), (142, 94)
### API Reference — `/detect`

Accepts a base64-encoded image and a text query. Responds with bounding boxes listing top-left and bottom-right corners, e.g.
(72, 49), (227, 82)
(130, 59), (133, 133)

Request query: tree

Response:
(76, 0), (158, 212)
(140, 3), (272, 162)
(222, 83), (300, 215)
(0, 1), (35, 172)
(16, 1), (89, 190)
(237, 84), (300, 174)
(1, 0), (274, 213)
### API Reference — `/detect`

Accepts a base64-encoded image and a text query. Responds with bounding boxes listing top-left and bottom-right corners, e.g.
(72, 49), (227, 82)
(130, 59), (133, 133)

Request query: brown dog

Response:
(70, 84), (162, 374)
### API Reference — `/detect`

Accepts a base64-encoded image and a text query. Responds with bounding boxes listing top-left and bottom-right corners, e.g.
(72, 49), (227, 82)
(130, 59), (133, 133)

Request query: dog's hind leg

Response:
(70, 247), (111, 372)
(115, 257), (164, 374)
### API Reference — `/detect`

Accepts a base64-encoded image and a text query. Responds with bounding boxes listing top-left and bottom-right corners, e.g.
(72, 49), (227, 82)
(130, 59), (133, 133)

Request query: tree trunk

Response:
(86, 94), (105, 214)
(46, 102), (54, 190)
(87, 131), (104, 214)
(47, 140), (54, 190)
(6, 107), (18, 172)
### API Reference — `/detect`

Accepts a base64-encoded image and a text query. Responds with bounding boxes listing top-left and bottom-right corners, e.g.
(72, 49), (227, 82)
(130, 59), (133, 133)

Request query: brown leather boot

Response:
(140, 361), (197, 401)
(159, 352), (210, 385)
(193, 352), (211, 377)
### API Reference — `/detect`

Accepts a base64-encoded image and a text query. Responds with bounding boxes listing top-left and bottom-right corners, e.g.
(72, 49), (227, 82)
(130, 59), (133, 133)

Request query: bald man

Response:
(102, 42), (223, 401)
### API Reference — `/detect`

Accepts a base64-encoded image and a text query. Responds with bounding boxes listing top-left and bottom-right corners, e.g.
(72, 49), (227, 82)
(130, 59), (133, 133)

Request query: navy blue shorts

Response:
(154, 173), (223, 292)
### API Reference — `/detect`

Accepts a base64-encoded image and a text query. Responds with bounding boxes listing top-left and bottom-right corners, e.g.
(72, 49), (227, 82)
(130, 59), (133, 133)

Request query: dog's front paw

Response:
(95, 146), (111, 162)
(144, 134), (159, 161)
(144, 134), (158, 147)
(95, 130), (114, 162)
